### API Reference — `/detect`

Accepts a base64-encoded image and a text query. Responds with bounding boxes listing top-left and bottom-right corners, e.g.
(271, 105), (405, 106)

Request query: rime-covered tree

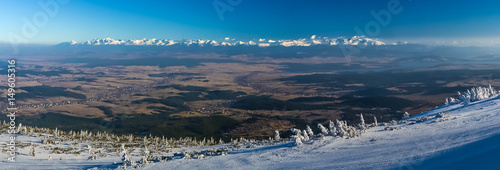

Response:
(121, 144), (131, 165)
(54, 127), (58, 137)
(302, 129), (310, 141)
(141, 146), (151, 164)
(329, 120), (336, 136)
(29, 144), (35, 157)
(306, 125), (314, 137)
(16, 123), (23, 133)
(128, 134), (134, 143)
(373, 116), (378, 127)
(335, 119), (346, 138)
(457, 85), (499, 104)
(445, 97), (459, 105)
(290, 128), (303, 145)
(359, 113), (366, 131)
(458, 91), (471, 105)
(317, 124), (329, 136)
(87, 145), (93, 156)
(274, 130), (281, 141)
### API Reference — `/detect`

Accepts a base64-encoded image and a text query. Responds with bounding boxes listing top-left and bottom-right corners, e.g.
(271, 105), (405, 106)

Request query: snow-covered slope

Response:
(143, 96), (500, 169)
(58, 35), (387, 47)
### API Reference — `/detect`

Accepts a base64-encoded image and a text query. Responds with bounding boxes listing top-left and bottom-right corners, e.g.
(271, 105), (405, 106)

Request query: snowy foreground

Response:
(2, 92), (500, 169)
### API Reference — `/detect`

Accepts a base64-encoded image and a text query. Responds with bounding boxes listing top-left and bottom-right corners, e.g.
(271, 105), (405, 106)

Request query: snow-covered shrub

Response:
(274, 130), (281, 141)
(458, 91), (472, 105)
(120, 144), (131, 165)
(140, 146), (151, 164)
(453, 85), (499, 105)
(302, 129), (310, 141)
(306, 125), (314, 137)
(435, 112), (451, 121)
(17, 123), (23, 134)
(329, 121), (336, 136)
(358, 113), (366, 132)
(317, 124), (329, 136)
(359, 113), (366, 128)
(290, 128), (303, 145)
(445, 97), (459, 105)
(335, 120), (346, 138)
(29, 144), (35, 157)
(402, 111), (410, 120)
(88, 145), (93, 155)
(335, 119), (359, 138)
(343, 125), (359, 138)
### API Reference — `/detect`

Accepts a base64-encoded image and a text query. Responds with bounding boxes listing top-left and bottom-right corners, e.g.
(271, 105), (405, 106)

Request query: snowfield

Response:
(1, 91), (500, 169)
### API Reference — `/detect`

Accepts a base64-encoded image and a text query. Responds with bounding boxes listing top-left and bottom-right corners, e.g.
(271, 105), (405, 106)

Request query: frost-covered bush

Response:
(445, 97), (460, 105)
(29, 145), (35, 157)
(274, 130), (281, 141)
(448, 85), (499, 105)
(435, 112), (451, 121)
(335, 119), (346, 138)
(335, 119), (360, 138)
(402, 111), (410, 120)
(302, 129), (310, 141)
(359, 113), (366, 128)
(288, 116), (366, 146)
(306, 125), (315, 137)
(329, 121), (336, 136)
(290, 128), (303, 145)
(358, 113), (366, 132)
(317, 124), (329, 136)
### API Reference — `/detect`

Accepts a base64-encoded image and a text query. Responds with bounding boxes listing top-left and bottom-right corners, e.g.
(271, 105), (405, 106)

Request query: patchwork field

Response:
(2, 55), (500, 140)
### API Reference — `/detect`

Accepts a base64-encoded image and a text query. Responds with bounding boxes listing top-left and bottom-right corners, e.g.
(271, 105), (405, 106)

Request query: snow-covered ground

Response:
(1, 92), (500, 169)
(143, 96), (500, 170)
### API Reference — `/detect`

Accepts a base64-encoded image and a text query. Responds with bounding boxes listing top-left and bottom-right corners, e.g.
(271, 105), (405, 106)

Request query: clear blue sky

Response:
(1, 0), (499, 44)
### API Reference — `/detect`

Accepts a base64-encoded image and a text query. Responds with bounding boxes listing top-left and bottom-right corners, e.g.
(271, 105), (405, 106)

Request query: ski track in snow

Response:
(1, 96), (499, 169)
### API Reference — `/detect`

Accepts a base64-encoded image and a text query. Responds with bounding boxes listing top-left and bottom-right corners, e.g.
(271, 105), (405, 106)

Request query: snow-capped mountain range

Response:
(60, 35), (394, 47)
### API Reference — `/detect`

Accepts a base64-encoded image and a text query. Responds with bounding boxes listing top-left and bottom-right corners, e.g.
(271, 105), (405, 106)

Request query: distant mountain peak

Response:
(59, 36), (389, 47)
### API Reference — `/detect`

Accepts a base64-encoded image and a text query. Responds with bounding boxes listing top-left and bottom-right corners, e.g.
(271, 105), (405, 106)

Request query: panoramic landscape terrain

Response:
(1, 0), (500, 169)
(2, 37), (500, 141)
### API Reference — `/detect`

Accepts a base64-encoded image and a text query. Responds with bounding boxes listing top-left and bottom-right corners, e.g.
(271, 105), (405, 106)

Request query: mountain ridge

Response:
(58, 36), (404, 47)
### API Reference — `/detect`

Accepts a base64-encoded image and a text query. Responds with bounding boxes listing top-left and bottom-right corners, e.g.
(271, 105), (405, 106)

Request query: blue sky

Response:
(1, 0), (499, 44)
